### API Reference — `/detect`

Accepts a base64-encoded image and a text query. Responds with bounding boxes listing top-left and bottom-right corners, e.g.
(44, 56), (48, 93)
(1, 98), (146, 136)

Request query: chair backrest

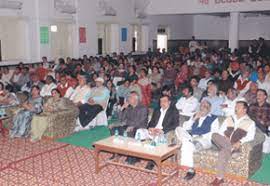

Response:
(103, 97), (110, 110)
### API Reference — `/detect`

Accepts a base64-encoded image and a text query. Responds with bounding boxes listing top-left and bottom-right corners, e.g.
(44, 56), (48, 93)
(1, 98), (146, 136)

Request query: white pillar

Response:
(110, 24), (120, 54)
(72, 0), (79, 58)
(23, 20), (31, 62)
(229, 12), (239, 51)
(141, 25), (149, 52)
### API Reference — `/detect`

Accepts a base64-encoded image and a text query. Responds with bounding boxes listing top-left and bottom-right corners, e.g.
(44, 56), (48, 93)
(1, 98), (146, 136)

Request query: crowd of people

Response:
(0, 37), (269, 185)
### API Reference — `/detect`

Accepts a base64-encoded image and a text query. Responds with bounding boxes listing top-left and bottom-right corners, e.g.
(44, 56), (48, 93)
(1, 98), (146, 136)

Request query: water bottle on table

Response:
(114, 129), (119, 138)
(123, 130), (128, 142)
(135, 132), (141, 142)
(123, 130), (128, 138)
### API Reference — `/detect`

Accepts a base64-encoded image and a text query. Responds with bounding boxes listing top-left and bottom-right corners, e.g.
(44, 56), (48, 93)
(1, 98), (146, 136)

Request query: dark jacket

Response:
(148, 104), (179, 134)
(119, 104), (148, 129)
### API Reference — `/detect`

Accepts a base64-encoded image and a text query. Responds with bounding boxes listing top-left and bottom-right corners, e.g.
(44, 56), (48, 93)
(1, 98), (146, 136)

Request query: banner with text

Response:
(147, 0), (270, 14)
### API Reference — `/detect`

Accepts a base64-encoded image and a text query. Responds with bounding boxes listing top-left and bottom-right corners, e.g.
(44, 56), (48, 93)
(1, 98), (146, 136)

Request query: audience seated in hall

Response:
(1, 39), (270, 184)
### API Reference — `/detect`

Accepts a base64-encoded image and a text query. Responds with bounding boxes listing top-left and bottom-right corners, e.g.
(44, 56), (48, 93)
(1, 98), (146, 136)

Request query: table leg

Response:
(114, 154), (120, 162)
(174, 153), (179, 177)
(156, 160), (162, 186)
(0, 120), (6, 138)
(95, 149), (100, 174)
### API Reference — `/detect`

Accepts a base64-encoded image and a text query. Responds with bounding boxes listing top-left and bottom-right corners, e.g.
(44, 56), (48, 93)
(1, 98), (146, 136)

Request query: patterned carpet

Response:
(0, 136), (265, 186)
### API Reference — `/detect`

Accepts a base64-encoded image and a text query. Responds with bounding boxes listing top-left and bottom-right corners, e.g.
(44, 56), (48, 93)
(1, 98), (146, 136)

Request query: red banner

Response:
(79, 27), (86, 43)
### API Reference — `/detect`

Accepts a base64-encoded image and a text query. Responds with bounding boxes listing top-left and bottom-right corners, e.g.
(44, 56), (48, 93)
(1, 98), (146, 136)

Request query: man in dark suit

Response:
(145, 95), (179, 170)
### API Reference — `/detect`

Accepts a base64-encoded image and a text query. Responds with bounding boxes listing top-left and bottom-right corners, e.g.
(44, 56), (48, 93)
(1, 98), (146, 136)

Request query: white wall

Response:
(0, 17), (27, 60)
(193, 14), (270, 40)
(1, 0), (269, 62)
(148, 15), (193, 48)
(193, 15), (229, 40)
(146, 13), (270, 49)
(0, 0), (141, 62)
(239, 15), (270, 40)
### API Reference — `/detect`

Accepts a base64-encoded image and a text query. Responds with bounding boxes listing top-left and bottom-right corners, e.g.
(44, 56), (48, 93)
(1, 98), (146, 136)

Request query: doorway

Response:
(98, 38), (103, 55)
(157, 34), (168, 52)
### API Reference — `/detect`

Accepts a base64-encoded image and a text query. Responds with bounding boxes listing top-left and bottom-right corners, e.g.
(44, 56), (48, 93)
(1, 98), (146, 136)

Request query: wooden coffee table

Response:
(93, 136), (180, 186)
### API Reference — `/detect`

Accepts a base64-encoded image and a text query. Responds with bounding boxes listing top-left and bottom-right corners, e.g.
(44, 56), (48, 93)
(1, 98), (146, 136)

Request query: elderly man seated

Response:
(74, 77), (109, 131)
(108, 91), (148, 165)
(221, 88), (241, 117)
(175, 100), (219, 181)
(210, 101), (255, 186)
(202, 82), (224, 116)
(70, 73), (91, 106)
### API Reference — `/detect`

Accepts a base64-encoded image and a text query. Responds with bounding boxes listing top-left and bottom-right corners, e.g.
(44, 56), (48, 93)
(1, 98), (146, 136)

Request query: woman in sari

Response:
(10, 85), (43, 138)
(106, 80), (117, 118)
(149, 66), (161, 86)
(175, 63), (189, 89)
(30, 88), (74, 142)
(0, 85), (19, 107)
(138, 68), (151, 107)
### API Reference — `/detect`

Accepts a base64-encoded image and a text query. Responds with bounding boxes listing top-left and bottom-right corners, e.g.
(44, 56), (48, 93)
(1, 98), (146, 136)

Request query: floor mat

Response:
(251, 154), (270, 185)
(57, 126), (111, 149)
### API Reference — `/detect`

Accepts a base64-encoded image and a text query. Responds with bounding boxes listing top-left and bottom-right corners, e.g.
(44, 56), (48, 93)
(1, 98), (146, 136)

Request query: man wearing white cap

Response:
(75, 77), (110, 131)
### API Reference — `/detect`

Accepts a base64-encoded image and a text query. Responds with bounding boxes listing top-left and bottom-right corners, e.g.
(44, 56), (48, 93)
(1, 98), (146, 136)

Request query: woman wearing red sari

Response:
(138, 68), (151, 107)
(175, 63), (189, 89)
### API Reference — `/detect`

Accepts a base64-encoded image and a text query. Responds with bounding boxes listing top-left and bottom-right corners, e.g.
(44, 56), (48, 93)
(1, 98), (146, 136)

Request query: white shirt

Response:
(70, 85), (91, 104)
(257, 80), (270, 93)
(12, 74), (21, 83)
(189, 40), (199, 52)
(40, 83), (57, 97)
(182, 114), (220, 141)
(64, 87), (75, 99)
(222, 97), (242, 117)
(218, 114), (256, 144)
(198, 77), (212, 90)
(1, 73), (12, 85)
(155, 107), (168, 130)
(175, 96), (199, 117)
